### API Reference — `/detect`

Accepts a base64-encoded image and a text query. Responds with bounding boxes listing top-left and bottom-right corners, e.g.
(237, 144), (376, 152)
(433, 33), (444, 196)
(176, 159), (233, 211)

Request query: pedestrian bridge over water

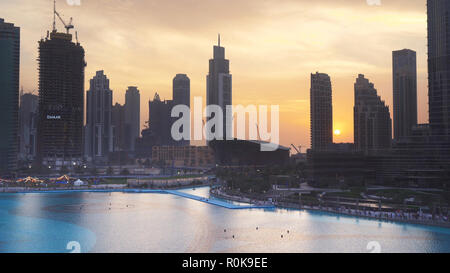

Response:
(17, 188), (275, 210)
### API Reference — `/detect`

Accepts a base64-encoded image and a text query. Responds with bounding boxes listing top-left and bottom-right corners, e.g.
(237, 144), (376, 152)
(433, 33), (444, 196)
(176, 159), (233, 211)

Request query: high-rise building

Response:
(0, 18), (20, 174)
(427, 0), (450, 138)
(18, 92), (39, 162)
(112, 103), (126, 152)
(354, 74), (392, 154)
(173, 74), (190, 146)
(173, 74), (190, 108)
(148, 92), (174, 146)
(310, 72), (333, 151)
(37, 29), (86, 168)
(393, 49), (417, 141)
(136, 93), (175, 158)
(85, 71), (113, 163)
(206, 35), (232, 139)
(124, 86), (140, 151)
(368, 2), (450, 186)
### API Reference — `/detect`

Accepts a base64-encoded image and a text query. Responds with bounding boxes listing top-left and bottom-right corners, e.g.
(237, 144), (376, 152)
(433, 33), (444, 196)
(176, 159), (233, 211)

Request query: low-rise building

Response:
(152, 145), (215, 168)
(209, 139), (290, 167)
(306, 149), (370, 188)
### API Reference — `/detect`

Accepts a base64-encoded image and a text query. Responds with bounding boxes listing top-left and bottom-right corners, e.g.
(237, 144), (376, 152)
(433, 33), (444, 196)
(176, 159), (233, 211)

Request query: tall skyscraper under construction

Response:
(37, 6), (86, 168)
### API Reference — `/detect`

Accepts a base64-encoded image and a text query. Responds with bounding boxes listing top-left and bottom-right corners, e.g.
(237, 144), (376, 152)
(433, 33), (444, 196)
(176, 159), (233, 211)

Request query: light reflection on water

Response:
(0, 188), (449, 253)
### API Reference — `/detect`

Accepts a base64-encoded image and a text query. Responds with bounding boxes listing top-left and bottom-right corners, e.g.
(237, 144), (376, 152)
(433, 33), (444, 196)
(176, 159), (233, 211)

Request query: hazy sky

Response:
(1, 0), (428, 150)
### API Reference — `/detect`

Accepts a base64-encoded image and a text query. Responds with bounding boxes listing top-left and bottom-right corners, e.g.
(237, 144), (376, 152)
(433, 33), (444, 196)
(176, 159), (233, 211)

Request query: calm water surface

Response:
(1, 187), (450, 253)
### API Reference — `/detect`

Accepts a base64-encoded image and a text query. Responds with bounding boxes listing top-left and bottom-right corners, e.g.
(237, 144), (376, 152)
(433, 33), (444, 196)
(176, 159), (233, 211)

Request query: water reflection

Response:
(0, 190), (449, 253)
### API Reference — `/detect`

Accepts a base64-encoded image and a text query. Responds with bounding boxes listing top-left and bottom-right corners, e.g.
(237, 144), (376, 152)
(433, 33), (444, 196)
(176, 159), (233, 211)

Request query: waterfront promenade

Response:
(277, 201), (450, 228)
(211, 188), (450, 229)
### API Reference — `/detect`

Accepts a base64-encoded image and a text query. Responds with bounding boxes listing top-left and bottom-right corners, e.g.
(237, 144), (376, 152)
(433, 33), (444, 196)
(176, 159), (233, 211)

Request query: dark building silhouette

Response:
(152, 145), (215, 168)
(310, 72), (333, 151)
(393, 49), (417, 141)
(0, 18), (20, 174)
(373, 128), (450, 187)
(137, 74), (192, 157)
(135, 128), (155, 159)
(206, 35), (232, 139)
(210, 139), (289, 167)
(173, 74), (190, 146)
(307, 149), (368, 187)
(85, 71), (113, 163)
(124, 86), (140, 151)
(173, 74), (190, 108)
(136, 93), (174, 158)
(37, 30), (86, 168)
(18, 92), (38, 162)
(428, 0), (450, 138)
(148, 92), (174, 146)
(109, 103), (129, 164)
(354, 74), (392, 154)
(370, 1), (450, 186)
(111, 103), (126, 151)
(362, 1), (450, 187)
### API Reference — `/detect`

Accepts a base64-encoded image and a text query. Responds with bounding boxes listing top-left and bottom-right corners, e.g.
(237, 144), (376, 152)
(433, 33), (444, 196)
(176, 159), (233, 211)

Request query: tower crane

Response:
(52, 0), (74, 34)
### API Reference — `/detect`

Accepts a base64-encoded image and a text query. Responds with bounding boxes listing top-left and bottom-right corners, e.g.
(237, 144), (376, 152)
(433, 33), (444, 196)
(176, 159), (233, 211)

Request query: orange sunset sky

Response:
(1, 0), (429, 150)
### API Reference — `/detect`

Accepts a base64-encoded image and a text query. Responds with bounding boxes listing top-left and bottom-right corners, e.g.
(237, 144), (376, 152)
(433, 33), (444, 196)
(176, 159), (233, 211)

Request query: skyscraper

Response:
(206, 35), (232, 139)
(427, 0), (450, 138)
(37, 29), (86, 168)
(124, 86), (140, 151)
(85, 71), (113, 163)
(393, 49), (417, 141)
(173, 74), (190, 108)
(310, 72), (333, 151)
(173, 74), (190, 146)
(18, 92), (39, 162)
(148, 92), (174, 146)
(0, 18), (20, 174)
(354, 74), (392, 154)
(112, 103), (126, 152)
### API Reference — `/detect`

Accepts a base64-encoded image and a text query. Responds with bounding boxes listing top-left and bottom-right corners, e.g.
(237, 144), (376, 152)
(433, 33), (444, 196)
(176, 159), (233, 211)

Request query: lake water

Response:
(1, 187), (450, 253)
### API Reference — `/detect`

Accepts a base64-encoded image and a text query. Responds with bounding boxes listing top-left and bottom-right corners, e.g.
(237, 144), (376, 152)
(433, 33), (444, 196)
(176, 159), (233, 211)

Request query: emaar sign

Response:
(47, 115), (61, 120)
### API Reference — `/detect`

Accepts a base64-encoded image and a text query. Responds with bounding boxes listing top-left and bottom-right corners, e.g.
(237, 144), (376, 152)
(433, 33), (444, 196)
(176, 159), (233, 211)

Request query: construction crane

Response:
(290, 144), (301, 154)
(52, 0), (74, 34)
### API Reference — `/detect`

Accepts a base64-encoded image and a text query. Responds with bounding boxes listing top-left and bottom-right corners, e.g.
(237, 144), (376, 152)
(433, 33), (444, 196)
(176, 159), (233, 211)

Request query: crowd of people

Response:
(304, 205), (450, 225)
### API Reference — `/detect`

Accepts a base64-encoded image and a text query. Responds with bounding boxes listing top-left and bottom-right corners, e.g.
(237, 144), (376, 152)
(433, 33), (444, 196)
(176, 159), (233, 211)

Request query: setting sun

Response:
(334, 129), (342, 136)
